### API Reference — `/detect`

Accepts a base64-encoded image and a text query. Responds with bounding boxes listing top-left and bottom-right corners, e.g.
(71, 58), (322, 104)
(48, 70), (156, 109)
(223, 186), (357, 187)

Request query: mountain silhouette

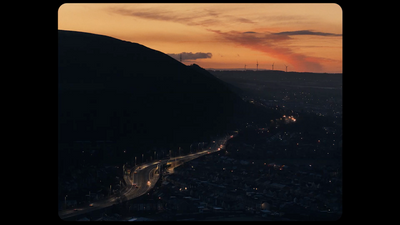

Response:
(58, 30), (246, 150)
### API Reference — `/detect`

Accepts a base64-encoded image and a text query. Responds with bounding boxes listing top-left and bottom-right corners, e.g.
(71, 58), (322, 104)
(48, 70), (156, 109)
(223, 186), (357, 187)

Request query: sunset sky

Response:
(58, 3), (342, 73)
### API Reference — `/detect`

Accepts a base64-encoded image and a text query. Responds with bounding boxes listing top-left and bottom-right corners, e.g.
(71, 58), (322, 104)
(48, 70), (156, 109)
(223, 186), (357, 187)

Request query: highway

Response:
(58, 136), (232, 220)
(58, 162), (161, 219)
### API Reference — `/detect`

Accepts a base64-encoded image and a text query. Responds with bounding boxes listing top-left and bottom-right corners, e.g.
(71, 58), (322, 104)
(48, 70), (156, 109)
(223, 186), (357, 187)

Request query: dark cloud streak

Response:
(168, 52), (212, 61)
(272, 30), (342, 36)
(108, 6), (255, 27)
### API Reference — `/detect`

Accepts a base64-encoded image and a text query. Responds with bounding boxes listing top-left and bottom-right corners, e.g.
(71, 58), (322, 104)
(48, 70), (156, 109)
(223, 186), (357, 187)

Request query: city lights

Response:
(58, 4), (342, 218)
(282, 115), (297, 123)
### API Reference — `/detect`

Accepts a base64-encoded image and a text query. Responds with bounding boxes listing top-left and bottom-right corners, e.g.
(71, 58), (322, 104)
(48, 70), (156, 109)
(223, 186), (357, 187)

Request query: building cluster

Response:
(213, 71), (343, 119)
(245, 90), (342, 119)
(138, 149), (342, 220)
(226, 127), (341, 162)
(58, 164), (125, 210)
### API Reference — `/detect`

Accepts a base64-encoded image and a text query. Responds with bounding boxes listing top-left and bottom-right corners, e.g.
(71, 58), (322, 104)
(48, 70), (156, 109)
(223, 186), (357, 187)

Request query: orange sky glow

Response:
(58, 3), (342, 73)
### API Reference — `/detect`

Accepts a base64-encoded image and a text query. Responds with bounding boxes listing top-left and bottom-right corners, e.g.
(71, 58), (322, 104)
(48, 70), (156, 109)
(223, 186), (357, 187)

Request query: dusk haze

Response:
(58, 3), (342, 221)
(58, 3), (342, 73)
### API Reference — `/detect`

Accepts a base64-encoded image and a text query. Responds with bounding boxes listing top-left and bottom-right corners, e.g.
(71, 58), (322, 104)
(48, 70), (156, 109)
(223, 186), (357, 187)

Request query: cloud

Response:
(109, 7), (214, 27)
(272, 30), (342, 37)
(207, 29), (326, 72)
(109, 7), (185, 23)
(168, 52), (212, 61)
(108, 6), (255, 27)
(234, 17), (255, 24)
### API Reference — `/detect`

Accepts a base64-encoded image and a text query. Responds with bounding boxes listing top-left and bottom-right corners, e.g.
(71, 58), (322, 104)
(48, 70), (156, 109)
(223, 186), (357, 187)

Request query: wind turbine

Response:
(284, 64), (288, 72)
(256, 60), (259, 71)
(272, 62), (274, 70)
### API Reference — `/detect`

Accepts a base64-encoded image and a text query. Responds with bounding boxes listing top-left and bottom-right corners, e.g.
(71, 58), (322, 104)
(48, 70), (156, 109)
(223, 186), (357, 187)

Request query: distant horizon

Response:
(59, 3), (342, 73)
(204, 68), (342, 74)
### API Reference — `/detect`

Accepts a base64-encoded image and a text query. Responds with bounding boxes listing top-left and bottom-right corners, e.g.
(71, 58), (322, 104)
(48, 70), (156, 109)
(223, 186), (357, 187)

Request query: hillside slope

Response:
(58, 30), (243, 149)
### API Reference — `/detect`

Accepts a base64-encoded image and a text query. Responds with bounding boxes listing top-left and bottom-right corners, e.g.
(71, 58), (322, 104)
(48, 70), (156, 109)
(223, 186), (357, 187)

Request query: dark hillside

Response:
(58, 30), (266, 159)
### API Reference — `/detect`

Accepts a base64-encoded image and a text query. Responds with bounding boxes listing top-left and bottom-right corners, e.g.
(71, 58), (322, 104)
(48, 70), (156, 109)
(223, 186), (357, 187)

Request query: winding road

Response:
(58, 136), (231, 220)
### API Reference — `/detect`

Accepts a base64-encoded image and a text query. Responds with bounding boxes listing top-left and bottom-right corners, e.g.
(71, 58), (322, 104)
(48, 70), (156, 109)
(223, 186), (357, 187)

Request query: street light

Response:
(65, 195), (68, 209)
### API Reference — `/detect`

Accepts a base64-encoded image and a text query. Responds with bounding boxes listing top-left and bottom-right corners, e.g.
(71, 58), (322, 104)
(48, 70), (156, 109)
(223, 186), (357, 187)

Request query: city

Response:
(59, 112), (342, 221)
(58, 69), (342, 220)
(58, 4), (342, 220)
